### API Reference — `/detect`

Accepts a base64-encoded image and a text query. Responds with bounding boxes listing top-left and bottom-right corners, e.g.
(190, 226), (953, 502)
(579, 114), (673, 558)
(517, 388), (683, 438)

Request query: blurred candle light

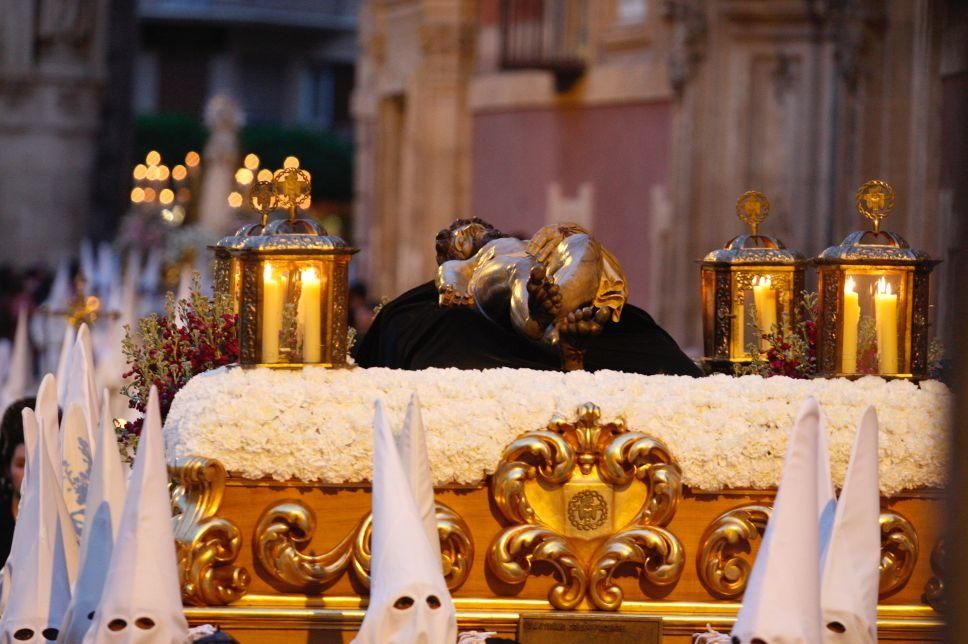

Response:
(244, 153), (260, 170)
(130, 187), (145, 203)
(257, 168), (273, 182)
(227, 191), (244, 208)
(185, 151), (201, 168)
(146, 150), (161, 166)
(159, 188), (175, 205)
(157, 165), (170, 181)
(146, 165), (159, 181)
(133, 164), (148, 181)
(235, 168), (254, 185)
(143, 187), (157, 202)
(171, 164), (187, 181)
(283, 156), (300, 169)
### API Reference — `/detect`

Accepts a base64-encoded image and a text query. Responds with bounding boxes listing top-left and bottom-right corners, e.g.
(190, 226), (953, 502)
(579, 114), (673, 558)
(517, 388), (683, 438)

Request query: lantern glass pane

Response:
(731, 269), (794, 358)
(841, 268), (910, 376)
(229, 257), (242, 314)
(260, 258), (328, 364)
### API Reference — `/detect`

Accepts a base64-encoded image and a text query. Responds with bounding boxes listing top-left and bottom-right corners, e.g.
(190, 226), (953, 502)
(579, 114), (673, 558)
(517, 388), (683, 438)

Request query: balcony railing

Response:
(500, 0), (588, 91)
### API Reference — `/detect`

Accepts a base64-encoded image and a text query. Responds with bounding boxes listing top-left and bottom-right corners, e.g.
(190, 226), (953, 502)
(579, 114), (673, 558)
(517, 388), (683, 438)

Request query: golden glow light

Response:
(143, 187), (157, 202)
(283, 156), (299, 169)
(244, 153), (260, 170)
(146, 150), (161, 166)
(133, 164), (147, 180)
(877, 276), (893, 296)
(257, 168), (273, 181)
(227, 191), (244, 208)
(185, 151), (201, 168)
(159, 188), (175, 205)
(171, 164), (187, 181)
(145, 166), (159, 181)
(235, 168), (254, 185)
(157, 165), (171, 181)
(130, 187), (145, 203)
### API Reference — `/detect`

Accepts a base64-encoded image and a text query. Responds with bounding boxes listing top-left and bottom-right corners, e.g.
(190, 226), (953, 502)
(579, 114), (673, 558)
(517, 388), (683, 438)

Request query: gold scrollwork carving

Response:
(350, 503), (475, 592)
(922, 539), (944, 613)
(170, 456), (251, 606)
(254, 500), (357, 588)
(696, 504), (772, 600)
(879, 510), (918, 597)
(488, 524), (587, 610)
(589, 526), (685, 610)
(487, 403), (684, 610)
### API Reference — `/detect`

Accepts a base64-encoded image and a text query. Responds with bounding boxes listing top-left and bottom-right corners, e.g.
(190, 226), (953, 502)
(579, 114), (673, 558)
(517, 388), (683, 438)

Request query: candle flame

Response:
(876, 276), (893, 296)
(263, 262), (274, 281)
(753, 275), (773, 288)
(845, 276), (857, 293)
(301, 266), (319, 282)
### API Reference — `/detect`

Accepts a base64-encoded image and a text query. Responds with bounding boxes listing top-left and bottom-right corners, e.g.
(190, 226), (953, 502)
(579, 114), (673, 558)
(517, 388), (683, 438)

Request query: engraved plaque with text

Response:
(518, 613), (661, 644)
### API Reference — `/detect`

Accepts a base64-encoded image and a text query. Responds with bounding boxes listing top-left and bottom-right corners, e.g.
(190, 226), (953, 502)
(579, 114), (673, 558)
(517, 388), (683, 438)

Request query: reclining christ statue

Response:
(354, 218), (700, 376)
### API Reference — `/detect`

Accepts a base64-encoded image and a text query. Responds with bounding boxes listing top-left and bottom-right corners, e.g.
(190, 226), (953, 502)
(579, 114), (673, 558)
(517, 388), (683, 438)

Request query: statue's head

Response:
(435, 218), (507, 265)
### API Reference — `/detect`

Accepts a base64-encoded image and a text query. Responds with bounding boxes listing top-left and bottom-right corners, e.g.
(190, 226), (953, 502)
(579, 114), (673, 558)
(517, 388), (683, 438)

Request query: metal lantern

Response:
(232, 168), (357, 367)
(701, 191), (807, 372)
(815, 180), (939, 379)
(211, 181), (277, 313)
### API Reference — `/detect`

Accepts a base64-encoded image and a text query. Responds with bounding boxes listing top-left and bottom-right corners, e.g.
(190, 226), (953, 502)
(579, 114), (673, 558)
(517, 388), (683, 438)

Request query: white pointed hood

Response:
(817, 406), (837, 567)
(395, 394), (442, 563)
(1, 306), (32, 408)
(820, 406), (881, 643)
(0, 408), (40, 613)
(354, 401), (457, 644)
(59, 404), (90, 540)
(55, 326), (76, 406)
(64, 324), (100, 443)
(58, 393), (129, 644)
(731, 397), (823, 644)
(0, 409), (73, 643)
(84, 387), (188, 644)
(45, 260), (72, 311)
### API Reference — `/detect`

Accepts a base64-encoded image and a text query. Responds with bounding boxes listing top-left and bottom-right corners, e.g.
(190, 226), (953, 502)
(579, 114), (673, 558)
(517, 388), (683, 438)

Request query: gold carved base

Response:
(169, 403), (946, 642)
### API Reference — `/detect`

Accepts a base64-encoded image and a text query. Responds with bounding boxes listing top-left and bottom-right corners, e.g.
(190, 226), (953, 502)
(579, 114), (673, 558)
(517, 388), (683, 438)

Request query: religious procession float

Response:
(132, 172), (948, 643)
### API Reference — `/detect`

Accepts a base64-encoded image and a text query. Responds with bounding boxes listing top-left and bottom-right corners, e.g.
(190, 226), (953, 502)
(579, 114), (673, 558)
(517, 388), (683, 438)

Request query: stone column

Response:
(0, 0), (109, 267)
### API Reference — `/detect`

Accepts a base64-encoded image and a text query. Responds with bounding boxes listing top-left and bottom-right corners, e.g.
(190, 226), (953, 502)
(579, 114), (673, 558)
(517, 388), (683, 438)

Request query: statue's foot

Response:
(526, 264), (562, 334)
(555, 306), (612, 371)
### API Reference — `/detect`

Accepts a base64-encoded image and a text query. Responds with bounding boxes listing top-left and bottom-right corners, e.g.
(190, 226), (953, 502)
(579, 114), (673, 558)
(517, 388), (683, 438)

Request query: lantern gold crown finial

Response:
(736, 191), (770, 236)
(273, 167), (312, 220)
(856, 179), (895, 234)
(248, 180), (278, 226)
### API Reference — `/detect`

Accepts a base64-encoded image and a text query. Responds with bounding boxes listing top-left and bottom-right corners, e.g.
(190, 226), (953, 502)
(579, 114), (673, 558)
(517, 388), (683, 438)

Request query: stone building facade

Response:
(0, 0), (110, 266)
(354, 0), (967, 352)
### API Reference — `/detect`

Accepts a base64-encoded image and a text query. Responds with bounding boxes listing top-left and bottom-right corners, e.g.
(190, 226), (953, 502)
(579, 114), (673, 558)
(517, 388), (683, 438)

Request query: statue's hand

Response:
(438, 285), (475, 308)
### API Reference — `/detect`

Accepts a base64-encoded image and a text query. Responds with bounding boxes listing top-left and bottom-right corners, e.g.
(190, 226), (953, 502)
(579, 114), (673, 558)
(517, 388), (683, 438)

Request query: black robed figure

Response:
(354, 218), (701, 377)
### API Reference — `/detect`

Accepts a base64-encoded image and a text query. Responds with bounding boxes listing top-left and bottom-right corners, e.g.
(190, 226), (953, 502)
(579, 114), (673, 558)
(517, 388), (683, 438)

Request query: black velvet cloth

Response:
(354, 281), (702, 377)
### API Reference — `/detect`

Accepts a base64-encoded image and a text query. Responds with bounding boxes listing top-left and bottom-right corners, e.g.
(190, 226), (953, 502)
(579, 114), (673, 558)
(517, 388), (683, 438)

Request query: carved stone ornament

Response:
(170, 457), (251, 606)
(696, 504), (920, 600)
(254, 500), (473, 592)
(487, 403), (685, 610)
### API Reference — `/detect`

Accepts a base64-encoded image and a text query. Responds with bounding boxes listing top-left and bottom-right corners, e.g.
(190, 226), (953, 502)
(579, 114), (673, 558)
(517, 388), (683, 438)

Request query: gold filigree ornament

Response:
(254, 500), (358, 589)
(254, 499), (474, 592)
(351, 503), (474, 591)
(879, 509), (918, 597)
(696, 504), (772, 600)
(922, 538), (945, 612)
(170, 457), (251, 606)
(272, 167), (312, 217)
(487, 403), (685, 610)
(735, 191), (770, 236)
(856, 179), (896, 233)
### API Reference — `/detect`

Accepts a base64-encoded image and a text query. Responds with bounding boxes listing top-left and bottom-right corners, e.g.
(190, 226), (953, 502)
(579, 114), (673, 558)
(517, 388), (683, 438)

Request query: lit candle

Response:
(874, 276), (898, 374)
(841, 276), (860, 373)
(298, 266), (322, 363)
(262, 263), (285, 363)
(752, 275), (777, 346)
(731, 297), (745, 359)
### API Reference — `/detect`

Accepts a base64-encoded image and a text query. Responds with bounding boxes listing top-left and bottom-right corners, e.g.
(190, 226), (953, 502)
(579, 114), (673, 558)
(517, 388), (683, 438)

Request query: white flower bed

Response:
(163, 366), (951, 494)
